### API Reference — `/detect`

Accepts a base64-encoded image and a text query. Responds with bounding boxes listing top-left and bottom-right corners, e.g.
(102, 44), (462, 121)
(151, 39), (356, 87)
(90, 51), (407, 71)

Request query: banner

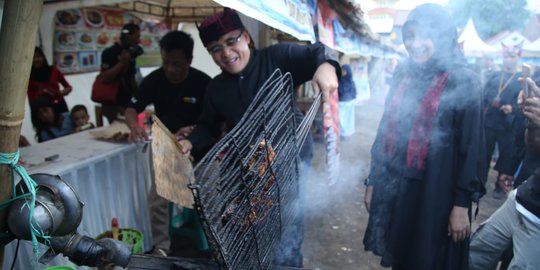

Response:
(316, 0), (336, 48)
(213, 0), (315, 42)
(323, 91), (340, 185)
(211, 0), (394, 57)
(53, 7), (168, 74)
(333, 19), (358, 54)
(350, 58), (371, 102)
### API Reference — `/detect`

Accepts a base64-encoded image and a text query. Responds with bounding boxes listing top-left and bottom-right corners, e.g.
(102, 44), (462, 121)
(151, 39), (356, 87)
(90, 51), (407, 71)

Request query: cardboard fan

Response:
(151, 116), (195, 208)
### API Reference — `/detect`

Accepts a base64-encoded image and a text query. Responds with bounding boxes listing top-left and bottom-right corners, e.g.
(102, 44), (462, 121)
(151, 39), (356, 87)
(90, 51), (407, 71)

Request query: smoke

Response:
(301, 143), (369, 217)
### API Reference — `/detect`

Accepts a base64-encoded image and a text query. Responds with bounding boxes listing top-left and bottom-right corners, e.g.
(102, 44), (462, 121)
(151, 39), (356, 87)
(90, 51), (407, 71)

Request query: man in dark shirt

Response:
(125, 30), (211, 256)
(99, 23), (143, 124)
(497, 73), (540, 192)
(179, 9), (339, 157)
(178, 8), (340, 267)
(483, 42), (525, 198)
(470, 77), (540, 269)
(126, 30), (210, 147)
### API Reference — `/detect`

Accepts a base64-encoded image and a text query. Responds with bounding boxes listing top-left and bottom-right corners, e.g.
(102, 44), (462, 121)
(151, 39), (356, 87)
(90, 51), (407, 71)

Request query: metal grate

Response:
(190, 70), (320, 269)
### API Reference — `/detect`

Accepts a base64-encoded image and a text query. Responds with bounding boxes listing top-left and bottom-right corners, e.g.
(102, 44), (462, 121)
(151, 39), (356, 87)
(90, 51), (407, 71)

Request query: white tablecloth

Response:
(3, 129), (153, 269)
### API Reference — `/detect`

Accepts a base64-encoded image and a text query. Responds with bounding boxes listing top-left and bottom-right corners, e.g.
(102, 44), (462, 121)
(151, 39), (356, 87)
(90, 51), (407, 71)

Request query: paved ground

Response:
(301, 101), (506, 270)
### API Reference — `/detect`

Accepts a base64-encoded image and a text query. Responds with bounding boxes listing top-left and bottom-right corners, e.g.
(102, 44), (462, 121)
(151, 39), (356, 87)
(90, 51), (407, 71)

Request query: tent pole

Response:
(0, 0), (43, 265)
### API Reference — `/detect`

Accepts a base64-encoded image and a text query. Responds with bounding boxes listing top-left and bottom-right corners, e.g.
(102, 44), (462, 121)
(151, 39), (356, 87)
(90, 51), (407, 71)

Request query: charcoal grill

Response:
(189, 70), (320, 270)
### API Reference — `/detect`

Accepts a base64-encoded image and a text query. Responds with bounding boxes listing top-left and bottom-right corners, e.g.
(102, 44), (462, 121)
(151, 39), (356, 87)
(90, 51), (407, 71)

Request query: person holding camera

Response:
(98, 23), (143, 124)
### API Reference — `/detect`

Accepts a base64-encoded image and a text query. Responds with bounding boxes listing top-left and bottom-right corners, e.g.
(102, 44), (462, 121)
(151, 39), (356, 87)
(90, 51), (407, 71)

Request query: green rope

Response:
(0, 193), (32, 209)
(0, 149), (50, 264)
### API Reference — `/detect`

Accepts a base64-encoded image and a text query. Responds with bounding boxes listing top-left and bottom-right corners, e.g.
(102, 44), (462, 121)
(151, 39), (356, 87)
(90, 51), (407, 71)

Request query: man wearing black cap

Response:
(98, 23), (143, 124)
(178, 8), (340, 267)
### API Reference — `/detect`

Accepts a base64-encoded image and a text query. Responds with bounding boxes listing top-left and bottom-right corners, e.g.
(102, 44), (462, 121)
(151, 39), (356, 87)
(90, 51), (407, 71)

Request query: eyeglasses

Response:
(207, 30), (244, 54)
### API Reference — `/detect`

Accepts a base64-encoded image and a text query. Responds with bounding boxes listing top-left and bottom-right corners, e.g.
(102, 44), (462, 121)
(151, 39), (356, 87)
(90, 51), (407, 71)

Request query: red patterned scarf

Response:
(383, 72), (449, 172)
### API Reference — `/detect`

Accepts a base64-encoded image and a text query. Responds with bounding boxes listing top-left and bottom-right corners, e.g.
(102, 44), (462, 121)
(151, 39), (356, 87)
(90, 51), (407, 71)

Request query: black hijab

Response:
(401, 3), (466, 75)
(30, 47), (53, 82)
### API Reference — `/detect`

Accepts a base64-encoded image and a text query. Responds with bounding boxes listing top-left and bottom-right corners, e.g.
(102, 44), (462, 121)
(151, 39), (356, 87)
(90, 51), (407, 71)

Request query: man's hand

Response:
(125, 108), (148, 143)
(364, 185), (373, 212)
(518, 90), (526, 111)
(498, 174), (514, 193)
(175, 125), (195, 141)
(311, 62), (339, 102)
(178, 139), (193, 154)
(523, 97), (540, 127)
(520, 78), (540, 124)
(500, 105), (512, 114)
(448, 206), (470, 242)
(128, 125), (148, 143)
(519, 77), (540, 98)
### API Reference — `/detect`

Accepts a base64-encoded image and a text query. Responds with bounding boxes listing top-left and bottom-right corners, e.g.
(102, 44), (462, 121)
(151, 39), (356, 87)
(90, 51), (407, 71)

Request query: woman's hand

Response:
(61, 86), (72, 96)
(364, 185), (373, 212)
(448, 206), (470, 242)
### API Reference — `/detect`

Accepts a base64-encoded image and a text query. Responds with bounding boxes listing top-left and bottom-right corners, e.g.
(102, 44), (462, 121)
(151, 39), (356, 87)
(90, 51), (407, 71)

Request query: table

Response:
(3, 129), (154, 269)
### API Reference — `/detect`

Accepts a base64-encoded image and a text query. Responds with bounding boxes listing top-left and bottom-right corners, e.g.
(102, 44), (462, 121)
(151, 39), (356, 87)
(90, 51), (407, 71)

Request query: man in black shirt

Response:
(497, 70), (540, 192)
(125, 30), (211, 256)
(179, 9), (339, 158)
(99, 23), (143, 124)
(126, 31), (210, 146)
(178, 8), (340, 267)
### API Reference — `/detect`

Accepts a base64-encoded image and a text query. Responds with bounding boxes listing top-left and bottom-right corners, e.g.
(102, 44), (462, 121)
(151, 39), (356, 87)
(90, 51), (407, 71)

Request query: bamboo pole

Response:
(0, 0), (43, 265)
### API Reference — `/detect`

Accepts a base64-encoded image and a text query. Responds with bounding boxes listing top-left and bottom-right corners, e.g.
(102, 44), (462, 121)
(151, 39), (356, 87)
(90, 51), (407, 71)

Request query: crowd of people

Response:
(23, 3), (540, 270)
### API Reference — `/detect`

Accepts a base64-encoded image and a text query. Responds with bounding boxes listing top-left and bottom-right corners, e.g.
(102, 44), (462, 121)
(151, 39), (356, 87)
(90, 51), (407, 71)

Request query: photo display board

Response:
(54, 7), (168, 74)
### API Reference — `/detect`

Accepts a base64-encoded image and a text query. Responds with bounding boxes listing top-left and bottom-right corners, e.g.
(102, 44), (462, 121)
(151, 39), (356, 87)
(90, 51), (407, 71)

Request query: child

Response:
(30, 97), (74, 142)
(70, 105), (95, 133)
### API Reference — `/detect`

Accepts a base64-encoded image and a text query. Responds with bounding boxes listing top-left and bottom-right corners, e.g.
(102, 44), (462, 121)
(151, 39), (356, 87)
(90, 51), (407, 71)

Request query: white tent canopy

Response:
(524, 38), (540, 56)
(488, 32), (540, 57)
(458, 18), (497, 57)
